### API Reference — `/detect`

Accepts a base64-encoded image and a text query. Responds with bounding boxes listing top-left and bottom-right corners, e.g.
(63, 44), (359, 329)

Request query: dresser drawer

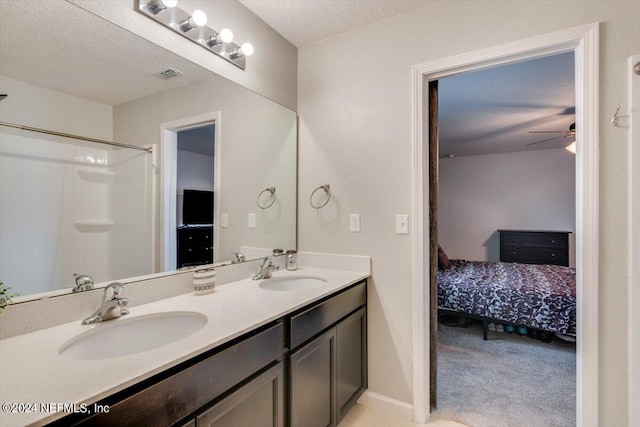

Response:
(500, 232), (567, 249)
(501, 247), (568, 266)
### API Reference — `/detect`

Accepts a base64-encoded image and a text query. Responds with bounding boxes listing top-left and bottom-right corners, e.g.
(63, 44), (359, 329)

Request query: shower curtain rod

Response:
(0, 121), (153, 153)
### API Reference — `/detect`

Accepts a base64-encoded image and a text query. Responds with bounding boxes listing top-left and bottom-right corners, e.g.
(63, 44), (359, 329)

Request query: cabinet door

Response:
(197, 363), (284, 427)
(336, 308), (367, 421)
(290, 329), (337, 427)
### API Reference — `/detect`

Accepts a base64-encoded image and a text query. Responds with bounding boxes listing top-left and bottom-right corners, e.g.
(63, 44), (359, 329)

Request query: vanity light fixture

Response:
(136, 0), (254, 70)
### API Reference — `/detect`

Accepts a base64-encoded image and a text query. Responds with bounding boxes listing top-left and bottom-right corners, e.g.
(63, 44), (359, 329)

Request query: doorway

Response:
(411, 23), (599, 425)
(431, 52), (577, 426)
(160, 112), (221, 272)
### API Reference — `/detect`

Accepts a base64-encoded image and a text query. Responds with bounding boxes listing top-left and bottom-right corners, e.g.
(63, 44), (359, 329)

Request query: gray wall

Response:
(438, 148), (576, 262)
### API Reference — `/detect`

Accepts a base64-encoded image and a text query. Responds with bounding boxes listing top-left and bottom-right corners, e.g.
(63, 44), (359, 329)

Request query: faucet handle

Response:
(103, 282), (124, 301)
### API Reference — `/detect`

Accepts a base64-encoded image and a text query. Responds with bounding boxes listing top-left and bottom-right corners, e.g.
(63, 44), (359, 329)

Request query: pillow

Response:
(438, 245), (451, 270)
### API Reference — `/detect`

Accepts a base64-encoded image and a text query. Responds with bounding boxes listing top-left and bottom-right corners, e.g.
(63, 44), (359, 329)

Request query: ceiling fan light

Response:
(565, 141), (576, 154)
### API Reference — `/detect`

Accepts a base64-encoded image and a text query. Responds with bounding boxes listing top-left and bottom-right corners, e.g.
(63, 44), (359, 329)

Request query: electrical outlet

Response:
(248, 213), (256, 229)
(350, 214), (361, 232)
(396, 214), (408, 234)
(220, 213), (228, 228)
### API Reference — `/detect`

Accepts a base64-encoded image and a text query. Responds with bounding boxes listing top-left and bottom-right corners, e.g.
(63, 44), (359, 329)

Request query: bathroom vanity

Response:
(0, 266), (368, 427)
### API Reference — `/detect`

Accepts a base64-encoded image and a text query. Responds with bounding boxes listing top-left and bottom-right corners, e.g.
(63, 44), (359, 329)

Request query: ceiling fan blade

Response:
(526, 135), (566, 146)
(528, 130), (567, 134)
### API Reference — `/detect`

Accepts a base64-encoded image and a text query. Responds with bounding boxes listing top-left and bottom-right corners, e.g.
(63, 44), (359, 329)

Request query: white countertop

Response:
(0, 267), (369, 426)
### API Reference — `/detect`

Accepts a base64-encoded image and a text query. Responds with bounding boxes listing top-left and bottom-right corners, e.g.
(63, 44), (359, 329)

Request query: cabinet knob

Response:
(188, 236), (193, 240)
(551, 253), (556, 257)
(551, 240), (555, 244)
(512, 251), (517, 255)
(512, 238), (516, 242)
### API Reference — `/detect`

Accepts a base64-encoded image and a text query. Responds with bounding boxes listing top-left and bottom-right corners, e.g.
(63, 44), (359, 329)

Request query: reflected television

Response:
(183, 190), (213, 225)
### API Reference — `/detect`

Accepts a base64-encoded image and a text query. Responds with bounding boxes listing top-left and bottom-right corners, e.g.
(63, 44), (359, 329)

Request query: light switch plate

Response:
(220, 213), (228, 228)
(396, 214), (408, 234)
(350, 214), (361, 232)
(248, 213), (256, 229)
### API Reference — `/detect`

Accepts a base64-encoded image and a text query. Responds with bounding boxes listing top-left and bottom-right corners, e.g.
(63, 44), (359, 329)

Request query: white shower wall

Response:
(0, 76), (153, 297)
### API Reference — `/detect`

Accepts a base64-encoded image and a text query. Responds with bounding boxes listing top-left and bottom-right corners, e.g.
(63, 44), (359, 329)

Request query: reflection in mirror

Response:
(0, 0), (297, 303)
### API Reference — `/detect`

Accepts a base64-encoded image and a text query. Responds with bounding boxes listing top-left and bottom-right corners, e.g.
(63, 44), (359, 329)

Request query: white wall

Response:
(72, 0), (298, 110)
(438, 149), (576, 262)
(297, 1), (639, 424)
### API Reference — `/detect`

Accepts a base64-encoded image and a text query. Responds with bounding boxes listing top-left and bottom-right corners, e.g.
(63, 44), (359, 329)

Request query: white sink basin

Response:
(259, 275), (327, 291)
(58, 311), (208, 360)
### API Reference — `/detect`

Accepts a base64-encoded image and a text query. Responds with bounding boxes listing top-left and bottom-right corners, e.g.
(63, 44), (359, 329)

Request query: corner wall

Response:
(297, 1), (639, 424)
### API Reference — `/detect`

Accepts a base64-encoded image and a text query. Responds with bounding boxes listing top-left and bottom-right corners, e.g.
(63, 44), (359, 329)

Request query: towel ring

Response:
(310, 184), (331, 209)
(257, 187), (276, 209)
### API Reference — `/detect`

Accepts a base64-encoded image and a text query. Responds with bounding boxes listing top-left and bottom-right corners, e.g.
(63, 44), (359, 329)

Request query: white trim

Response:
(160, 112), (222, 270)
(629, 53), (640, 427)
(411, 23), (599, 425)
(357, 391), (414, 421)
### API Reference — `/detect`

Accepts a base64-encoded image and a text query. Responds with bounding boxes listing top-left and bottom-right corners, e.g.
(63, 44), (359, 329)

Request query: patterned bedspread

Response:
(438, 260), (576, 335)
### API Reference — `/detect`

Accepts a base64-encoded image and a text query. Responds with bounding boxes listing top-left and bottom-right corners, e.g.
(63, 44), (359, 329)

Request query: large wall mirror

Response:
(0, 0), (297, 303)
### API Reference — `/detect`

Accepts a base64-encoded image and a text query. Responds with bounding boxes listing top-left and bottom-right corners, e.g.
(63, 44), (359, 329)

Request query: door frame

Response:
(411, 23), (599, 425)
(160, 112), (222, 271)
(629, 53), (640, 426)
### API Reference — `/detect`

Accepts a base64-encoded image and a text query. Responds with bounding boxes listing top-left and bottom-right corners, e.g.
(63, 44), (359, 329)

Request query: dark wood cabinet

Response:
(289, 283), (367, 427)
(499, 229), (571, 266)
(177, 226), (213, 268)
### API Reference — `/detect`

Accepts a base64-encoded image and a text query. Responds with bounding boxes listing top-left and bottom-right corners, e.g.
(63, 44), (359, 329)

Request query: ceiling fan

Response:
(526, 122), (576, 146)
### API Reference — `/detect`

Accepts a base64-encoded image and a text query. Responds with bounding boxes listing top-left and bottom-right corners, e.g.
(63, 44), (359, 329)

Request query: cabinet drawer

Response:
(500, 232), (567, 249)
(73, 323), (283, 427)
(289, 282), (366, 350)
(501, 247), (568, 266)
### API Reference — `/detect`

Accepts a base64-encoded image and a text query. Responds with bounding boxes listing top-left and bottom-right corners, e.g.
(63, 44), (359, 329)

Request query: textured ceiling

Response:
(0, 0), (212, 106)
(439, 52), (575, 157)
(238, 0), (434, 47)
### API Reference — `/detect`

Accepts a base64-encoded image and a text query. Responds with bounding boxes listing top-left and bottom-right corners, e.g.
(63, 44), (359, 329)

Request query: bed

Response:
(437, 259), (576, 339)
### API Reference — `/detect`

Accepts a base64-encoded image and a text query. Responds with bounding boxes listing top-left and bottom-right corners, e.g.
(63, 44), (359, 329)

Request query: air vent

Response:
(152, 68), (184, 80)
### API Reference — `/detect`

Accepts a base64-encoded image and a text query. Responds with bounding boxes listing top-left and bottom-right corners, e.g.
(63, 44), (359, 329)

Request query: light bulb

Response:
(192, 10), (207, 26)
(220, 28), (234, 43)
(241, 42), (254, 56)
(145, 0), (176, 14)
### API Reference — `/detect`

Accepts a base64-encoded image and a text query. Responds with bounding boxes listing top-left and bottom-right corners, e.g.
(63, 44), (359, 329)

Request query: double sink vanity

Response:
(0, 259), (370, 427)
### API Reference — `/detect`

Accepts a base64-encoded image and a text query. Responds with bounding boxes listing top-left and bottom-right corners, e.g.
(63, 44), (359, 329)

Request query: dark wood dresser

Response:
(177, 225), (213, 268)
(498, 229), (571, 266)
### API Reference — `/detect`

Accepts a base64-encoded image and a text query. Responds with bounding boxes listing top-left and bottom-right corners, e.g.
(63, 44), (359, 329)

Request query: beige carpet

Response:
(435, 321), (576, 427)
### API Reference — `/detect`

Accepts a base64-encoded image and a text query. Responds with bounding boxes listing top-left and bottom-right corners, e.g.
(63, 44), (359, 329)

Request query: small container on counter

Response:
(286, 250), (298, 271)
(193, 268), (216, 295)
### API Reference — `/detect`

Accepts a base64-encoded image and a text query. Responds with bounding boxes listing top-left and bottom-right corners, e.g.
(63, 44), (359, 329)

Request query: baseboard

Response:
(357, 390), (414, 421)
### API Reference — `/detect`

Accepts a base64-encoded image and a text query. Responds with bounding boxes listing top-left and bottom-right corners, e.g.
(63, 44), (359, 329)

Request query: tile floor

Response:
(339, 404), (468, 427)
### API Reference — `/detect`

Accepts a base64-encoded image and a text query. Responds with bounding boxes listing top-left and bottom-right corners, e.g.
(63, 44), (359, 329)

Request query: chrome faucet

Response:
(81, 282), (129, 325)
(252, 256), (279, 280)
(73, 273), (94, 293)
